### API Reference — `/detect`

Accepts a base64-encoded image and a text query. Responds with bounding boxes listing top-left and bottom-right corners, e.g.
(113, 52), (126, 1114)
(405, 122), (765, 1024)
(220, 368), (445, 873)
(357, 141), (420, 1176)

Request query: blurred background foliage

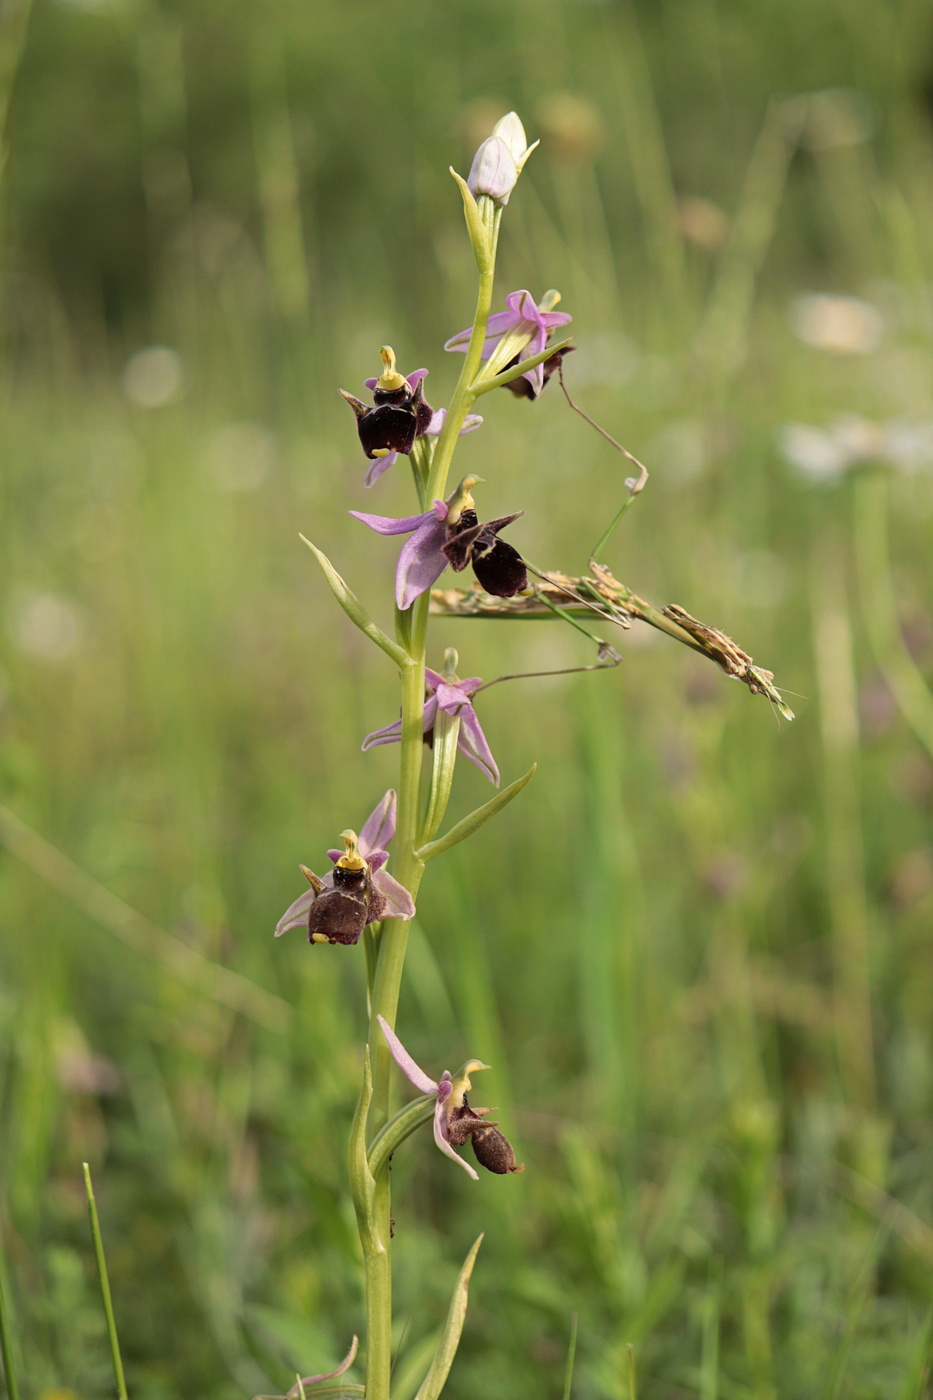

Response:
(3, 0), (933, 1397)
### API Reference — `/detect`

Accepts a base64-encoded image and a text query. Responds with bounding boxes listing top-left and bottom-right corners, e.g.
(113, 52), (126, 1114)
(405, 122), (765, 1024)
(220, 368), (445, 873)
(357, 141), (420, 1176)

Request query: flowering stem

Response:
(360, 596), (428, 1400)
(356, 186), (503, 1400)
(426, 202), (500, 505)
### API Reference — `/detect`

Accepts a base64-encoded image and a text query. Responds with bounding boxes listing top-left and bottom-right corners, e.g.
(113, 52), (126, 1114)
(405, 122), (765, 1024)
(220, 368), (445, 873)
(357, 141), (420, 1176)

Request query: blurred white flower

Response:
(121, 346), (184, 407)
(882, 420), (933, 474)
(790, 293), (883, 354)
(199, 422), (277, 493)
(779, 414), (933, 483)
(8, 589), (86, 663)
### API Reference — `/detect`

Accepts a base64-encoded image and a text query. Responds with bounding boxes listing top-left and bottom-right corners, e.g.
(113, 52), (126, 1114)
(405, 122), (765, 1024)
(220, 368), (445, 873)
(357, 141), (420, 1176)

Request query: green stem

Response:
(357, 191), (501, 1400)
(590, 491), (642, 562)
(425, 208), (499, 505)
(361, 597), (428, 1400)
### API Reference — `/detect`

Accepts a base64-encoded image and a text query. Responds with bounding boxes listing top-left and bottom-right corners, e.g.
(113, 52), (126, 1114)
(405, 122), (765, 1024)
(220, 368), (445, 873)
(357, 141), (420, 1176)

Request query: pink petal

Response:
(359, 790), (397, 852)
(444, 310), (519, 360)
(434, 683), (469, 716)
(362, 717), (403, 751)
(524, 364), (545, 396)
(395, 517), (448, 609)
(434, 1080), (479, 1180)
(374, 868), (416, 920)
(427, 408), (446, 434)
(426, 408), (484, 437)
(458, 708), (500, 785)
(421, 694), (440, 732)
(377, 1015), (438, 1094)
(505, 288), (536, 320)
(274, 888), (316, 937)
(443, 327), (472, 353)
(486, 305), (525, 335)
(364, 451), (398, 488)
(350, 508), (435, 536)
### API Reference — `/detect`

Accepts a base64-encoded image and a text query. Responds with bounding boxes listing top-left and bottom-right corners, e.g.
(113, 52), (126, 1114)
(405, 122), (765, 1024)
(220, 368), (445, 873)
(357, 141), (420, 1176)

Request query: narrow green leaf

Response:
(0, 1252), (21, 1400)
(367, 1095), (436, 1180)
(300, 537), (411, 670)
(898, 1304), (933, 1400)
(347, 1049), (376, 1246)
(415, 765), (536, 863)
(448, 167), (490, 269)
(413, 1234), (484, 1400)
(470, 338), (574, 395)
(561, 1314), (578, 1400)
(83, 1163), (129, 1400)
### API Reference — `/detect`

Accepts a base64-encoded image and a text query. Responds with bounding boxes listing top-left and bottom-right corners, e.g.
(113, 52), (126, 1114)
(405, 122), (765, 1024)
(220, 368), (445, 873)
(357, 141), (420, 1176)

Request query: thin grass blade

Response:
(0, 1256), (22, 1400)
(561, 1313), (578, 1400)
(898, 1305), (933, 1400)
(83, 1162), (129, 1400)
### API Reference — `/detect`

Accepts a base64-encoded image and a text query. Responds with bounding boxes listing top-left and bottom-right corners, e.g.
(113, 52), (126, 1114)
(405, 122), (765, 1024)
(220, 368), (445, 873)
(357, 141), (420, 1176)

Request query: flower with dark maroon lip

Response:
(378, 1016), (524, 1179)
(444, 289), (572, 397)
(350, 476), (527, 609)
(363, 665), (499, 786)
(339, 347), (433, 478)
(274, 790), (414, 944)
(361, 403), (484, 489)
(442, 497), (528, 597)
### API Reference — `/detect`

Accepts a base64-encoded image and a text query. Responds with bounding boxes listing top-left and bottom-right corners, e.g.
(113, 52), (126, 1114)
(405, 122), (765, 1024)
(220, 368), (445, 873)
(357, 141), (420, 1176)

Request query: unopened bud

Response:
(491, 112), (539, 174)
(467, 112), (538, 206)
(468, 136), (518, 205)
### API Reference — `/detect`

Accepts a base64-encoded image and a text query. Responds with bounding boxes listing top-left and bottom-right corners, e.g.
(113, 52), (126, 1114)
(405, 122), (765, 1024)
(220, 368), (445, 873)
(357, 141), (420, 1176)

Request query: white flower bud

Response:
(467, 136), (518, 205)
(491, 111), (539, 173)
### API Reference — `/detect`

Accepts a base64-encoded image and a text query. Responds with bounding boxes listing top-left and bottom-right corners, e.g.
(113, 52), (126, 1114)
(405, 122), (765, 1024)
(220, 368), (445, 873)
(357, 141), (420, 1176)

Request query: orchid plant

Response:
(273, 111), (792, 1400)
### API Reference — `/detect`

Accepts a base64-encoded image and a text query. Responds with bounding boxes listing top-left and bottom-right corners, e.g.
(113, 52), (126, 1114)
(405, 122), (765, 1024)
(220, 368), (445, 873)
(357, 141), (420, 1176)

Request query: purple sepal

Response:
(445, 289), (573, 396)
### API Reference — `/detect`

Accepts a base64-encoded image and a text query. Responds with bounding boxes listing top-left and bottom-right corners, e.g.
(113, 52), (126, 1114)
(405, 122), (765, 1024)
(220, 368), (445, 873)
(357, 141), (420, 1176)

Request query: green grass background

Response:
(2, 1), (933, 1397)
